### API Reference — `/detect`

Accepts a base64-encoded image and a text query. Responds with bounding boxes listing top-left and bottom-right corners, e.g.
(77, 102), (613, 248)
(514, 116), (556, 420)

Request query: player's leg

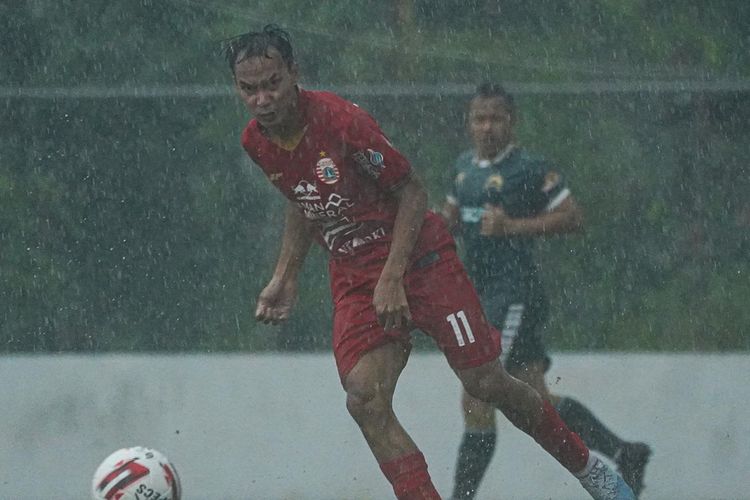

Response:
(451, 392), (496, 500)
(455, 360), (585, 467)
(343, 340), (413, 460)
(553, 395), (652, 497)
(409, 250), (634, 500)
(500, 293), (557, 403)
(411, 253), (585, 475)
(456, 361), (635, 500)
(510, 359), (642, 466)
(508, 313), (651, 497)
(512, 359), (655, 495)
(343, 340), (441, 500)
(330, 269), (441, 500)
(450, 300), (538, 500)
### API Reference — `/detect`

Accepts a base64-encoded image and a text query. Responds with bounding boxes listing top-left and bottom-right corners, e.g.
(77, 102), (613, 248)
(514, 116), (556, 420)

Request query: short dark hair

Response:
(224, 24), (294, 74)
(473, 83), (516, 115)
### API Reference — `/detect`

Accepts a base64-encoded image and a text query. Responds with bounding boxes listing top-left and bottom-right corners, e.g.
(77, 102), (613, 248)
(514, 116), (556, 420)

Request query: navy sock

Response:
(451, 431), (497, 500)
(556, 397), (624, 459)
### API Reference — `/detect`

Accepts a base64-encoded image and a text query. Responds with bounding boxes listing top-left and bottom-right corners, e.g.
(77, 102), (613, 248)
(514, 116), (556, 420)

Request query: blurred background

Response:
(2, 0), (749, 355)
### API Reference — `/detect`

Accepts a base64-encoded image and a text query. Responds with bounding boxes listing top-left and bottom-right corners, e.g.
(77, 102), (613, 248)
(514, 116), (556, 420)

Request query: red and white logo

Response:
(315, 157), (340, 184)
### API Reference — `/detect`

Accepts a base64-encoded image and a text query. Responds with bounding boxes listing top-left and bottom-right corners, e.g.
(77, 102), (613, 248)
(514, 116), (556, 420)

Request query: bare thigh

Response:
(455, 359), (544, 433)
(343, 339), (411, 400)
(461, 390), (496, 430)
(343, 340), (417, 462)
(459, 359), (557, 430)
(509, 360), (561, 407)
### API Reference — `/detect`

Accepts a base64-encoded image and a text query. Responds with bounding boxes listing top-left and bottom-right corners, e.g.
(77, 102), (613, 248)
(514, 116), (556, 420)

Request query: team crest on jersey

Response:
(316, 157), (340, 184)
(484, 174), (504, 192)
(542, 171), (561, 193)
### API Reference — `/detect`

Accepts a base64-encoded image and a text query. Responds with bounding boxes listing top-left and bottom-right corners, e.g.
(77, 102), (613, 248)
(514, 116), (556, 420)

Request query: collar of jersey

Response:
(267, 124), (309, 151)
(473, 143), (516, 168)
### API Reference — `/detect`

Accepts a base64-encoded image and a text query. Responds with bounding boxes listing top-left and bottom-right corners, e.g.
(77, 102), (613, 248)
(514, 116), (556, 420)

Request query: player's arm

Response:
(255, 202), (314, 324)
(345, 110), (427, 329)
(440, 198), (460, 231)
(383, 174), (428, 278)
(440, 164), (462, 232)
(482, 195), (583, 238)
(481, 166), (583, 237)
(374, 174), (428, 330)
(270, 201), (314, 281)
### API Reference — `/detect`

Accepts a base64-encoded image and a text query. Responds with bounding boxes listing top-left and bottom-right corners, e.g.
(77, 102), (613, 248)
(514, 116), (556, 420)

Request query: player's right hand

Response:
(255, 279), (297, 325)
(480, 203), (512, 237)
(372, 275), (412, 330)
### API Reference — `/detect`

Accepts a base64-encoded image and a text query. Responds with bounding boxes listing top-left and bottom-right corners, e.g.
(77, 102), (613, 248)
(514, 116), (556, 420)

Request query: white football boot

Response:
(576, 454), (636, 500)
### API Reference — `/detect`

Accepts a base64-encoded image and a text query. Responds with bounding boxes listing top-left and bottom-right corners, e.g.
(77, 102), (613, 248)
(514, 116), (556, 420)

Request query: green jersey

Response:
(447, 145), (569, 297)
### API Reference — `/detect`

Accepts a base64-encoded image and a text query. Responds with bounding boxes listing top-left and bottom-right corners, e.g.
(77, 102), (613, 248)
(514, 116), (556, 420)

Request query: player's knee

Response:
(462, 376), (496, 402)
(460, 363), (514, 402)
(345, 382), (392, 426)
(510, 363), (548, 397)
(462, 391), (496, 428)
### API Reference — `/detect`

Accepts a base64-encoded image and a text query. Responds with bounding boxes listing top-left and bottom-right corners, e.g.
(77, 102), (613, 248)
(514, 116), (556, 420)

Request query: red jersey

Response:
(242, 89), (453, 264)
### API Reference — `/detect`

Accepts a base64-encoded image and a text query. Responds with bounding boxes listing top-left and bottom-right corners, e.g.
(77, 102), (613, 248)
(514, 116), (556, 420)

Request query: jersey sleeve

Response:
(345, 111), (413, 192)
(445, 157), (463, 207)
(240, 123), (266, 172)
(532, 159), (571, 212)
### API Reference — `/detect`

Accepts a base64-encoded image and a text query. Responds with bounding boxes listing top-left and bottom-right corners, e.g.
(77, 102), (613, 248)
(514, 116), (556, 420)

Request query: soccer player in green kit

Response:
(443, 84), (652, 500)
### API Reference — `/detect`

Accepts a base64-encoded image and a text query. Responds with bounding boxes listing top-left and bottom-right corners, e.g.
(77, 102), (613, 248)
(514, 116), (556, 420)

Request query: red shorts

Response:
(329, 246), (501, 381)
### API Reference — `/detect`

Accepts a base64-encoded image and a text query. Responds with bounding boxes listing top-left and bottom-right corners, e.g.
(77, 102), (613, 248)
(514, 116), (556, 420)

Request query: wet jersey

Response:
(446, 146), (570, 296)
(242, 89), (453, 265)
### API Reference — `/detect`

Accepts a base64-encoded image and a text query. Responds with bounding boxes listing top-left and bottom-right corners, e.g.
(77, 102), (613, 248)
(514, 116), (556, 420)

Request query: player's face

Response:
(233, 48), (299, 131)
(468, 96), (514, 157)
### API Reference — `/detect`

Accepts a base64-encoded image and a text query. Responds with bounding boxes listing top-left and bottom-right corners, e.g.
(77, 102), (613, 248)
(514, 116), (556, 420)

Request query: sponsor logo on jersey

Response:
(337, 226), (386, 255)
(484, 174), (504, 192)
(353, 149), (386, 179)
(298, 193), (354, 221)
(315, 157), (340, 184)
(269, 172), (283, 182)
(368, 149), (384, 167)
(292, 180), (320, 200)
(460, 206), (485, 223)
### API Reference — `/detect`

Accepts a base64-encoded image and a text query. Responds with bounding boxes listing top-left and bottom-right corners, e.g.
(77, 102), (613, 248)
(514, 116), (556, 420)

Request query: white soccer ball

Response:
(91, 446), (181, 500)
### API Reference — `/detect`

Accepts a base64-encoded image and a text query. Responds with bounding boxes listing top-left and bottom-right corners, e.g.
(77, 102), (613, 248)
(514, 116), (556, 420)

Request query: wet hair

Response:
(224, 24), (294, 74)
(473, 83), (516, 117)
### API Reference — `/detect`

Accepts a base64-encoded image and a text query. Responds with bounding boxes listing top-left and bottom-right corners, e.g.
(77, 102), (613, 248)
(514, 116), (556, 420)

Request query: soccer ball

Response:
(91, 446), (181, 500)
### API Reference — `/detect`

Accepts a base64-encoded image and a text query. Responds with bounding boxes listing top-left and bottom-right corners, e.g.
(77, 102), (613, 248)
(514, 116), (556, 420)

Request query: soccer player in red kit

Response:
(225, 24), (635, 500)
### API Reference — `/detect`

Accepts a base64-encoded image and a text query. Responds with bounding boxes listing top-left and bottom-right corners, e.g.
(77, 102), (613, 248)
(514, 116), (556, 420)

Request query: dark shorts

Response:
(329, 246), (501, 382)
(479, 287), (551, 374)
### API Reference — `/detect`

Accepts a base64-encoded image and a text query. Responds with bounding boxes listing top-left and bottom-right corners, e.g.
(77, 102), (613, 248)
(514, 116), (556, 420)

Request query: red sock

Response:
(379, 451), (441, 500)
(532, 400), (590, 473)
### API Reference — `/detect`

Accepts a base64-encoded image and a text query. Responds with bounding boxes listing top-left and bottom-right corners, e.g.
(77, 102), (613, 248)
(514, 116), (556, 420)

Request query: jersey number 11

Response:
(447, 310), (475, 347)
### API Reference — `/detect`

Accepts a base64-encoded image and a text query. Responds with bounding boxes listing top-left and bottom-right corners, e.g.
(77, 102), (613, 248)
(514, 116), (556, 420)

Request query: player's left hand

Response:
(373, 276), (412, 330)
(480, 204), (513, 237)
